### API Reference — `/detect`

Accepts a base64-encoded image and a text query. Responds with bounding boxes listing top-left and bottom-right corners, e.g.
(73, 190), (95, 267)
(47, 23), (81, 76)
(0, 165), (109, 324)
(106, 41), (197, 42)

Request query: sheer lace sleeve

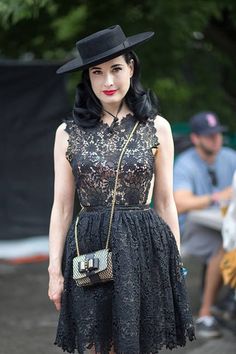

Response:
(149, 116), (160, 157)
(62, 119), (80, 163)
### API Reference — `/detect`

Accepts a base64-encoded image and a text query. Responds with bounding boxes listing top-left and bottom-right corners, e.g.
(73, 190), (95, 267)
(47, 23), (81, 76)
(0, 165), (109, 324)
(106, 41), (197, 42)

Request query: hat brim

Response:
(196, 126), (228, 136)
(56, 31), (154, 74)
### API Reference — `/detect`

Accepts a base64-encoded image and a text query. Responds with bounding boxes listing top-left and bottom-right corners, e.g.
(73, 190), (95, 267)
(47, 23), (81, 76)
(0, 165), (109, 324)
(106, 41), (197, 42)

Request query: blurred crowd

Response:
(173, 111), (236, 339)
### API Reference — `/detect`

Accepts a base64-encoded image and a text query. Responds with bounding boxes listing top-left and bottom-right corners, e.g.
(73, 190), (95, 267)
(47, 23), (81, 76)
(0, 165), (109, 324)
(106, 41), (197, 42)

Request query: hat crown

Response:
(56, 24), (154, 74)
(76, 25), (126, 61)
(190, 111), (225, 135)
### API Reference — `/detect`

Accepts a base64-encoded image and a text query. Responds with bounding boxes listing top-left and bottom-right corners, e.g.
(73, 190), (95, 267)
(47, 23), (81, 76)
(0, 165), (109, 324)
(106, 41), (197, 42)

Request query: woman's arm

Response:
(152, 115), (181, 251)
(48, 123), (76, 310)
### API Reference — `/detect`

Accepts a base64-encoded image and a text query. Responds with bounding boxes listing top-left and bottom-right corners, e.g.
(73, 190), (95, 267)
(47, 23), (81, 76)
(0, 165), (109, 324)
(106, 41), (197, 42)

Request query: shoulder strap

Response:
(105, 120), (139, 249)
(75, 120), (140, 256)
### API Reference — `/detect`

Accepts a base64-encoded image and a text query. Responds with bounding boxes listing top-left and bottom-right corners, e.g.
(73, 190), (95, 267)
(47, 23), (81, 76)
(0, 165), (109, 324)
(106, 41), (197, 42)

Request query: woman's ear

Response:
(129, 59), (134, 78)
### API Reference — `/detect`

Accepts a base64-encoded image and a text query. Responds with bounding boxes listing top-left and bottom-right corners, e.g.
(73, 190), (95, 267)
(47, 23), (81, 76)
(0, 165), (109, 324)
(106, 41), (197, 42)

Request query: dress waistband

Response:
(81, 204), (151, 212)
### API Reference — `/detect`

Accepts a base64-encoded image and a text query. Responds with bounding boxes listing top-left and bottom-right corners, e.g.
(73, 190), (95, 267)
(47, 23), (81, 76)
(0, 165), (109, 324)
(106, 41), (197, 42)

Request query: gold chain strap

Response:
(105, 121), (139, 249)
(74, 120), (139, 256)
(74, 206), (84, 257)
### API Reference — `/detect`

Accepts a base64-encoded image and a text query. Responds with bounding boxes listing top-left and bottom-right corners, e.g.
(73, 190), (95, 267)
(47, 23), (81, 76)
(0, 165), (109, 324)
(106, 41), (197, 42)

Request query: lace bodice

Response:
(63, 113), (159, 207)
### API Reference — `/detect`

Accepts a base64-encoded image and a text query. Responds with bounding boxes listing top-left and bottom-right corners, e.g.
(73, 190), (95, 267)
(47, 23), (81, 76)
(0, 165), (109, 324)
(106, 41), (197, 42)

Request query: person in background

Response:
(173, 112), (236, 338)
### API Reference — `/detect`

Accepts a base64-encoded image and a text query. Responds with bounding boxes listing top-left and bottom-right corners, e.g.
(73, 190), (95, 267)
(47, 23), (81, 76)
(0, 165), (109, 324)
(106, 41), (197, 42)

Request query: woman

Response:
(48, 25), (195, 354)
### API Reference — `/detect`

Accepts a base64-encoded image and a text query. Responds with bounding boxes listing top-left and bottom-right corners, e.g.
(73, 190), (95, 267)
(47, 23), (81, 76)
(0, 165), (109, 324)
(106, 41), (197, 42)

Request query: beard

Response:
(198, 142), (216, 156)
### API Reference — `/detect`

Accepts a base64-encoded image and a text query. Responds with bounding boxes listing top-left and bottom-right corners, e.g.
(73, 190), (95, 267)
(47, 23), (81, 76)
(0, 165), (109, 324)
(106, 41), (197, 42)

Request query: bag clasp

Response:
(79, 257), (99, 273)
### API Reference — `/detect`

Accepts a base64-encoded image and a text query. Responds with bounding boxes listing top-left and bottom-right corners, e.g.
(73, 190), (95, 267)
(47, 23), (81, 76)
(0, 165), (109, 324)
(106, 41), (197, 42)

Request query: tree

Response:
(0, 0), (235, 129)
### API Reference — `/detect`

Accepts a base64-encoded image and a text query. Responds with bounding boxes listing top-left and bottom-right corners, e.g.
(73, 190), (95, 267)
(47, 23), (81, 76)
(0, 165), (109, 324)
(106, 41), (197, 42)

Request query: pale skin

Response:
(174, 131), (232, 319)
(48, 55), (180, 353)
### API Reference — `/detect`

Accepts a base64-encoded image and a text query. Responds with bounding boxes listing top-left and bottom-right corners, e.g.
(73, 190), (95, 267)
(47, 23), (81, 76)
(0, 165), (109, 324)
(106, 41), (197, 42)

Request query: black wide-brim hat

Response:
(56, 25), (154, 74)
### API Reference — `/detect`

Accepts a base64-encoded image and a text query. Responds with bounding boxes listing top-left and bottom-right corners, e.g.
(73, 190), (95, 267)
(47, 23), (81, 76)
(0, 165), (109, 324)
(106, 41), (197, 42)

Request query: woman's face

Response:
(88, 55), (134, 106)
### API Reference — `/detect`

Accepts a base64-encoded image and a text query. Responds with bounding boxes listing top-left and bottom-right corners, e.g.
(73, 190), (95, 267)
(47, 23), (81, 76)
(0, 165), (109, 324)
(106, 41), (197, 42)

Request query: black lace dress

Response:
(54, 113), (195, 354)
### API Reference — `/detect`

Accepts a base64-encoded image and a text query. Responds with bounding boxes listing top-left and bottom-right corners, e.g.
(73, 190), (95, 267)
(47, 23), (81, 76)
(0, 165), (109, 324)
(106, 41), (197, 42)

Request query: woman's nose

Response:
(104, 73), (113, 87)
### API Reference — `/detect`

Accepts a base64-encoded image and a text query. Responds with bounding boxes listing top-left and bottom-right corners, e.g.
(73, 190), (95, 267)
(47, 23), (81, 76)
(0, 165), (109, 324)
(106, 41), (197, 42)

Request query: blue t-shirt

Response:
(173, 147), (236, 233)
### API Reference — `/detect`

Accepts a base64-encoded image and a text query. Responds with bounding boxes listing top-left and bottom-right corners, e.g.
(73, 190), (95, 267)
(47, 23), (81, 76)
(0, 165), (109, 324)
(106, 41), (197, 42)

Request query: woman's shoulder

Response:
(56, 122), (67, 133)
(54, 120), (78, 148)
(56, 119), (78, 136)
(152, 115), (172, 139)
(54, 122), (67, 140)
(55, 120), (79, 163)
(153, 114), (170, 129)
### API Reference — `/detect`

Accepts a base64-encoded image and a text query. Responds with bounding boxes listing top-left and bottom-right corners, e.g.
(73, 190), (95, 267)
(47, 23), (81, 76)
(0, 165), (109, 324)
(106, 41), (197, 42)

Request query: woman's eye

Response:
(92, 70), (102, 75)
(113, 67), (122, 72)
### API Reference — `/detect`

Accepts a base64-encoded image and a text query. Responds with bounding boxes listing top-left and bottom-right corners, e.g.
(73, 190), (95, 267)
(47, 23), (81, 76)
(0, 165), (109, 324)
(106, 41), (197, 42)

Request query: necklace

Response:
(102, 101), (123, 133)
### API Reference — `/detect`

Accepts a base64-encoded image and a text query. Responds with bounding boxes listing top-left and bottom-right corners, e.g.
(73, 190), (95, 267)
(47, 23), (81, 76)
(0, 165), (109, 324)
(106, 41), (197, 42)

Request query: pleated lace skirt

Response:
(55, 204), (195, 354)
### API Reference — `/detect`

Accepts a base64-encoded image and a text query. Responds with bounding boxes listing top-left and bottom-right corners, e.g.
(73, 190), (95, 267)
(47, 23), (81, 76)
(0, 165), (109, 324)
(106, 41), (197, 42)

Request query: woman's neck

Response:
(102, 102), (123, 118)
(101, 101), (131, 120)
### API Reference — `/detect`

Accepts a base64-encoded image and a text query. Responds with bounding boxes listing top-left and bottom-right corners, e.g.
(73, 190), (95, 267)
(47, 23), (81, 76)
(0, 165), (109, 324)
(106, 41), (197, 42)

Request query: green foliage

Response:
(0, 0), (50, 27)
(0, 0), (235, 130)
(53, 5), (87, 43)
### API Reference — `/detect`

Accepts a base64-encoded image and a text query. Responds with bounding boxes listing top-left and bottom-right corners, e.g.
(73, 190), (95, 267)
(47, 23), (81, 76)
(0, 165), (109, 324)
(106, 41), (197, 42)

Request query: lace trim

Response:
(62, 115), (160, 163)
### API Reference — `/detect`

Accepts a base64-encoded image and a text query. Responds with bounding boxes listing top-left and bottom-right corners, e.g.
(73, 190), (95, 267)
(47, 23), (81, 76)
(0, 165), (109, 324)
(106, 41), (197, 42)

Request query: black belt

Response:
(81, 204), (151, 212)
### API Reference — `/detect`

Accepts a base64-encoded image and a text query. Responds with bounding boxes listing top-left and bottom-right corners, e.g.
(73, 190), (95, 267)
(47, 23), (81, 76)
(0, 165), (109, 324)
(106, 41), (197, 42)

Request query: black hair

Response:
(72, 50), (158, 128)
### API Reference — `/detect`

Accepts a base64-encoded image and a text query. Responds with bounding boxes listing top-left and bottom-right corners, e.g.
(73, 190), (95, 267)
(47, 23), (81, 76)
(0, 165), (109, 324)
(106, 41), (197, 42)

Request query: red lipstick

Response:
(103, 90), (117, 96)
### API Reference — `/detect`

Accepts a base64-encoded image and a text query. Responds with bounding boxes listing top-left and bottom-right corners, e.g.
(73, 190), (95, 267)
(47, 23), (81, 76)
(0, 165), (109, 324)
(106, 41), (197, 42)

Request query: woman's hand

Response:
(48, 271), (64, 311)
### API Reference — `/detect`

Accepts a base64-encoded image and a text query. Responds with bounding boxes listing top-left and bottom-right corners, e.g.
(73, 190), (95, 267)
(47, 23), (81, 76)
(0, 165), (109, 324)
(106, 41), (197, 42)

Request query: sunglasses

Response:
(208, 168), (218, 187)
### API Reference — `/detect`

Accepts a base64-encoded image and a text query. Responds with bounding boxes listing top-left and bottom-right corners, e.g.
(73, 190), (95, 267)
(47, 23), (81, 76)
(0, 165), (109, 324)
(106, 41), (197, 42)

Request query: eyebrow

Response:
(90, 64), (124, 70)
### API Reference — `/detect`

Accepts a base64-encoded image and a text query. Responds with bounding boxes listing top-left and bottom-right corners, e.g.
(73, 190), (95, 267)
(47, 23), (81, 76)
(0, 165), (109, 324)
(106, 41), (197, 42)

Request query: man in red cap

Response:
(174, 111), (236, 338)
